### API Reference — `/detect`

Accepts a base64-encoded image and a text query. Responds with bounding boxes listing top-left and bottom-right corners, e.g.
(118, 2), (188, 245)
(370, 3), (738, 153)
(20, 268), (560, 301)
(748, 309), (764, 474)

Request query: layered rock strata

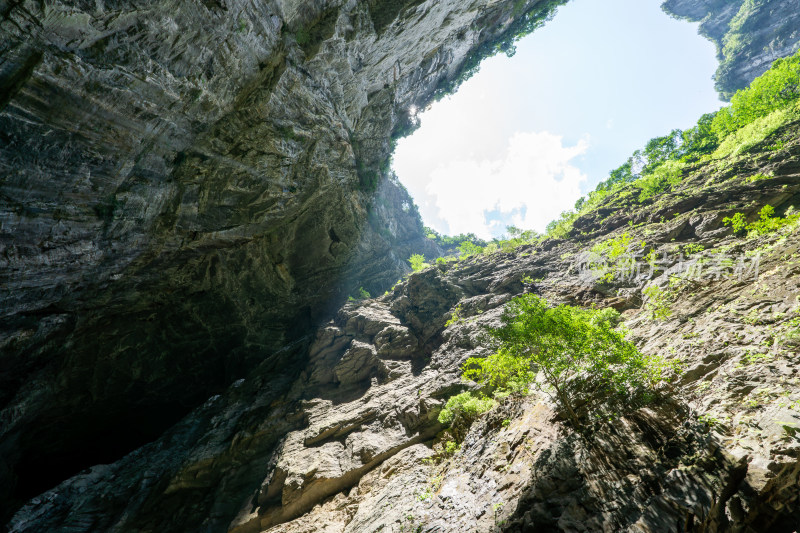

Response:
(4, 0), (800, 530)
(10, 117), (800, 531)
(663, 0), (800, 98)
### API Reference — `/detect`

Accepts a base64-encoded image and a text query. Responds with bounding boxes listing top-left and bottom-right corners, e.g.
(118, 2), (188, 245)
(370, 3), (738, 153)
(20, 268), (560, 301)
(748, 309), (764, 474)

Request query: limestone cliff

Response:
(662, 0), (800, 99)
(9, 111), (800, 532)
(0, 0), (547, 520)
(3, 0), (800, 531)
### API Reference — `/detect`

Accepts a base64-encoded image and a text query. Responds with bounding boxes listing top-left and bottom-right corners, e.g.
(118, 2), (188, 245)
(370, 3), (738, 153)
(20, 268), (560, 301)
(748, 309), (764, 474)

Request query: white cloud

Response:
(424, 131), (588, 238)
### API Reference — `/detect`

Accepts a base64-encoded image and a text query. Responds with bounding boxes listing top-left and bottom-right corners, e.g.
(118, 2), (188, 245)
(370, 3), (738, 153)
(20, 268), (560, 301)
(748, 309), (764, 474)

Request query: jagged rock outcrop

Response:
(0, 0), (545, 519)
(663, 0), (800, 99)
(4, 0), (800, 531)
(9, 112), (800, 531)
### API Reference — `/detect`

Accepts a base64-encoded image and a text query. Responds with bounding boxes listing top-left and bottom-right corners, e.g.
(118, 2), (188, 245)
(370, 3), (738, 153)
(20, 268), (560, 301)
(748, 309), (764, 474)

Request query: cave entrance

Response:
(393, 0), (722, 242)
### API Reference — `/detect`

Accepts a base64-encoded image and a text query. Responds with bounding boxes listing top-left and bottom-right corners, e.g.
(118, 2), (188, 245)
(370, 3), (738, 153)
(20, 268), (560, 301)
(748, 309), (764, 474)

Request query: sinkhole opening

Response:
(392, 0), (722, 242)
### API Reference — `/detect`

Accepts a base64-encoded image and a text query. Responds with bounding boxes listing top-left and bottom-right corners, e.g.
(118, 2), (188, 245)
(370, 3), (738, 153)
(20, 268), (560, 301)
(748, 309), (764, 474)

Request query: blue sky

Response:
(392, 0), (723, 238)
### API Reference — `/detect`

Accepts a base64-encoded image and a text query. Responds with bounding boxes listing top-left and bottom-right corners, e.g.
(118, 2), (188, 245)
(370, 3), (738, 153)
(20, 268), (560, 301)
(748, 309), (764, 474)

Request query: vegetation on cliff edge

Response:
(543, 49), (800, 239)
(439, 295), (678, 430)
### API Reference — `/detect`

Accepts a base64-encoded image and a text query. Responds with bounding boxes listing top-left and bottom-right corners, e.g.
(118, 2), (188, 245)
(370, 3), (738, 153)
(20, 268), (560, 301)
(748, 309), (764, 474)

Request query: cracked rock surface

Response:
(0, 0), (543, 518)
(3, 0), (800, 531)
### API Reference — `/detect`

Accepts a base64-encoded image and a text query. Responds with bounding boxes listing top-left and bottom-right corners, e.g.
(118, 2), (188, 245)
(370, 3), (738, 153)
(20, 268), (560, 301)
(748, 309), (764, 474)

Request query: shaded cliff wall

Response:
(3, 0), (800, 529)
(9, 111), (800, 533)
(0, 0), (561, 523)
(662, 0), (800, 99)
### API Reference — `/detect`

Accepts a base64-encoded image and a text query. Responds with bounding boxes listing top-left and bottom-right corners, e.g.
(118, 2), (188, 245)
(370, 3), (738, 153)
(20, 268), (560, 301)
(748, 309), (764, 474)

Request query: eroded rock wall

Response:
(662, 0), (800, 99)
(10, 114), (800, 531)
(4, 0), (800, 530)
(0, 0), (557, 521)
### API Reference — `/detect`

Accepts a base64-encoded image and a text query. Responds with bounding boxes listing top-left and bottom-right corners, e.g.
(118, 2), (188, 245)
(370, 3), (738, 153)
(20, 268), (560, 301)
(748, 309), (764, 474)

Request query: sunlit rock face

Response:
(0, 0), (554, 525)
(2, 0), (800, 530)
(8, 127), (800, 532)
(663, 0), (800, 99)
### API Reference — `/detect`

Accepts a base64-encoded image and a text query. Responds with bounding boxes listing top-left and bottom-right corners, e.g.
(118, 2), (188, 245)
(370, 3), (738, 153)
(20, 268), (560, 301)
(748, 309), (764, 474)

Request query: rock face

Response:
(0, 0), (540, 518)
(3, 0), (800, 531)
(10, 113), (800, 530)
(230, 120), (800, 531)
(662, 0), (800, 99)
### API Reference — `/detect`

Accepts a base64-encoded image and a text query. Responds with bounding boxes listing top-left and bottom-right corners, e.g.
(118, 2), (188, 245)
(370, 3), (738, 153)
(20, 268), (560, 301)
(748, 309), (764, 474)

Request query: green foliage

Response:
(437, 392), (495, 425)
(683, 243), (705, 256)
(408, 253), (429, 271)
(444, 440), (459, 455)
(463, 348), (537, 395)
(643, 285), (672, 321)
(357, 165), (380, 192)
(424, 226), (539, 264)
(679, 112), (721, 161)
(747, 205), (800, 236)
(457, 240), (483, 257)
(496, 225), (541, 251)
(437, 392), (496, 441)
(725, 205), (800, 237)
(633, 160), (685, 202)
(424, 227), (487, 255)
(723, 212), (748, 233)
(714, 105), (800, 158)
(746, 173), (772, 182)
(463, 295), (675, 426)
(591, 232), (637, 262)
(594, 130), (685, 195)
(588, 232), (645, 282)
(445, 304), (462, 328)
(698, 413), (723, 428)
(739, 349), (772, 366)
(545, 210), (578, 239)
(348, 287), (371, 301)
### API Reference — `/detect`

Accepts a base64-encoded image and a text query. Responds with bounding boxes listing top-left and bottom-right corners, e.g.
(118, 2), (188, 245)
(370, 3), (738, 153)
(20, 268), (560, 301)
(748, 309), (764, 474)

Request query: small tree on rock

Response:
(464, 294), (677, 427)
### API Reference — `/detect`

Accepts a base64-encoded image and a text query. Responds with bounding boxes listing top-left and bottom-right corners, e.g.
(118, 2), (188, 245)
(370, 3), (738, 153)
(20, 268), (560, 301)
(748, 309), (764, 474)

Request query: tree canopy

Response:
(463, 295), (676, 426)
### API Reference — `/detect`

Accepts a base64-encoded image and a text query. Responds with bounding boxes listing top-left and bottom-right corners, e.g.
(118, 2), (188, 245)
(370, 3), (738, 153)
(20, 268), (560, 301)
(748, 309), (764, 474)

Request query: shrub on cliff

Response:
(545, 49), (800, 240)
(463, 295), (678, 427)
(724, 205), (800, 237)
(437, 392), (496, 442)
(408, 253), (429, 271)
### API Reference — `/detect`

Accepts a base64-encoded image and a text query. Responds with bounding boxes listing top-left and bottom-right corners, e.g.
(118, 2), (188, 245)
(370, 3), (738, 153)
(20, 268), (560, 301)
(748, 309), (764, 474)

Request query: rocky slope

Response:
(663, 0), (800, 99)
(0, 0), (545, 519)
(9, 103), (800, 532)
(3, 0), (800, 531)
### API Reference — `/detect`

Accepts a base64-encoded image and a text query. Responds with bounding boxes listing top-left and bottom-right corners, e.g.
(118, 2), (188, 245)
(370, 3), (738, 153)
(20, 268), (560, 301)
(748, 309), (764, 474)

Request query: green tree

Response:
(464, 295), (675, 427)
(408, 253), (429, 271)
(640, 129), (683, 174)
(680, 112), (720, 160)
(458, 241), (484, 257)
(437, 392), (496, 442)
